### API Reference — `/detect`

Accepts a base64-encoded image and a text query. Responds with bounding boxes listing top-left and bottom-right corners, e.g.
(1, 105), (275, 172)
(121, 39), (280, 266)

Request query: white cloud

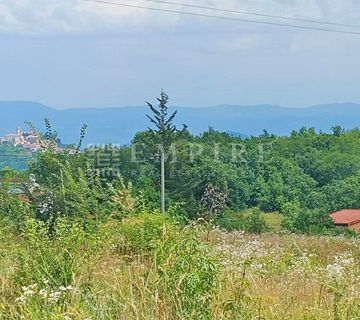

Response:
(0, 0), (182, 35)
(216, 34), (264, 53)
(0, 0), (359, 36)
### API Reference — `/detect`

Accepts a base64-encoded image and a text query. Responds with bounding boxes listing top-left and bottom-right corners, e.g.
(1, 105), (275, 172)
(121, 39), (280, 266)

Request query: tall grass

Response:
(1, 214), (360, 319)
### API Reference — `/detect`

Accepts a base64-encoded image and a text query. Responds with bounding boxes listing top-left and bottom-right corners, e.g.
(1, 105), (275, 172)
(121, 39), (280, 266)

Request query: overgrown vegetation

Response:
(87, 122), (360, 234)
(1, 214), (360, 319)
(1, 95), (360, 318)
(0, 144), (33, 170)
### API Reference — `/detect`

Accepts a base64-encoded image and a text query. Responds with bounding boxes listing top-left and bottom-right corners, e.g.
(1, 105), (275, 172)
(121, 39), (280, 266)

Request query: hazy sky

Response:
(0, 0), (360, 109)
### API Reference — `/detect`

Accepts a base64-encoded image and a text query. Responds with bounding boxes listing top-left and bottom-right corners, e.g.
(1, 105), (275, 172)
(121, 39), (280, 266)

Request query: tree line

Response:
(1, 93), (360, 235)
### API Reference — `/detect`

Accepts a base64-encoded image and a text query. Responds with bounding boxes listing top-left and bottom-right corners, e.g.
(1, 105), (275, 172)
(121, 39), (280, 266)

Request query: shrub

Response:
(156, 227), (219, 320)
(116, 213), (220, 319)
(111, 177), (136, 219)
(281, 202), (334, 234)
(0, 193), (32, 232)
(200, 185), (228, 222)
(245, 208), (269, 234)
(216, 209), (246, 231)
(216, 209), (269, 234)
(118, 212), (178, 255)
(15, 217), (91, 287)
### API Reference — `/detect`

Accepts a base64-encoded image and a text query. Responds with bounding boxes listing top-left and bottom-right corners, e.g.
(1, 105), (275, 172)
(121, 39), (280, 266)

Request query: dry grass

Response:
(1, 219), (360, 319)
(208, 230), (360, 319)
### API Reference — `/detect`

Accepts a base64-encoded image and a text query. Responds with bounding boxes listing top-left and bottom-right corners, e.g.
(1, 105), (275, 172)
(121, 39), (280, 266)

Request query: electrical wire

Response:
(141, 0), (360, 29)
(82, 0), (360, 36)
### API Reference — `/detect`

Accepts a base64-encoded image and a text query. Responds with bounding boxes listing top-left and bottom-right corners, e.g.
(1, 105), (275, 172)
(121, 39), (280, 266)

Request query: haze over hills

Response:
(0, 101), (359, 145)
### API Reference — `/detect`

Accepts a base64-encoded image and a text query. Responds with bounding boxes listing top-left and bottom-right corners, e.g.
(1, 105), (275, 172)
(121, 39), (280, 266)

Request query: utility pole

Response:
(160, 149), (165, 213)
(146, 91), (177, 214)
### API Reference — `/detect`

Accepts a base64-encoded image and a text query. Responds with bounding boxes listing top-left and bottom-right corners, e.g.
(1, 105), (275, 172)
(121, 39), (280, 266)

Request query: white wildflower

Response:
(325, 252), (354, 280)
(15, 295), (27, 304)
(48, 291), (61, 303)
(23, 289), (35, 296)
(39, 289), (48, 298)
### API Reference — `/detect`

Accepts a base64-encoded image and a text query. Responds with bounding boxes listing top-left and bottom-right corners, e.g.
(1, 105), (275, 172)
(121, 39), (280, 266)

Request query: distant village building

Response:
(0, 127), (42, 151)
(330, 209), (360, 232)
(0, 127), (23, 146)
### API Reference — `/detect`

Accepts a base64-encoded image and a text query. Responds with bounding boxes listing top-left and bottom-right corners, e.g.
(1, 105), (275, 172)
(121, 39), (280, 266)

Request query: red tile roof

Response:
(331, 209), (360, 226)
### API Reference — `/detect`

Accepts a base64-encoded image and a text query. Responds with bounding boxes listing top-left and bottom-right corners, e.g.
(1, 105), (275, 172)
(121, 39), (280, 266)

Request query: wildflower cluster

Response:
(200, 185), (228, 221)
(325, 252), (355, 281)
(15, 280), (74, 305)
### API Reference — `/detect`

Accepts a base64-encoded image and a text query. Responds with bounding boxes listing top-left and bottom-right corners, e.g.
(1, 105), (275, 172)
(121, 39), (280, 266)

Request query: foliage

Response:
(117, 212), (178, 255)
(156, 226), (219, 319)
(200, 184), (228, 222)
(245, 208), (269, 234)
(281, 202), (334, 234)
(0, 145), (33, 170)
(122, 126), (360, 232)
(113, 213), (219, 319)
(0, 167), (31, 231)
(27, 150), (107, 222)
(216, 209), (247, 231)
(4, 108), (360, 318)
(1, 219), (360, 319)
(146, 91), (178, 148)
(217, 208), (270, 234)
(15, 217), (91, 287)
(6, 115), (360, 235)
(110, 175), (136, 219)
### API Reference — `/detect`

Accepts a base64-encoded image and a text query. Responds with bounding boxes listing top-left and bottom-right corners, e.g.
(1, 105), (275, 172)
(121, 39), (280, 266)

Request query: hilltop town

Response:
(0, 127), (41, 152)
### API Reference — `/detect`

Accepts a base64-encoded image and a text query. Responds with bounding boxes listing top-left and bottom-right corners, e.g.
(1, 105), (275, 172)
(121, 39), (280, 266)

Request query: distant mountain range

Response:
(0, 101), (359, 145)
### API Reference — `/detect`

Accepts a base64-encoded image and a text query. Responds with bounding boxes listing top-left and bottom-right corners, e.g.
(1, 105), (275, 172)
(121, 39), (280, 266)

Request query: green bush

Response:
(118, 212), (179, 255)
(245, 208), (269, 234)
(216, 209), (269, 233)
(0, 193), (32, 232)
(117, 213), (220, 319)
(15, 217), (91, 287)
(281, 202), (334, 234)
(216, 209), (246, 231)
(156, 227), (219, 320)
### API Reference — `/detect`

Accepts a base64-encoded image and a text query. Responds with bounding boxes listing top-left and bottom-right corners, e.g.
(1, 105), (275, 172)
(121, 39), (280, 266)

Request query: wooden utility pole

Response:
(160, 149), (165, 213)
(146, 91), (177, 214)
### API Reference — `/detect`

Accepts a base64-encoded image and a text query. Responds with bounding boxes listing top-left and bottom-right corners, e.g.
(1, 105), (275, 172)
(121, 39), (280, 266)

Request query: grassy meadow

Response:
(2, 115), (360, 319)
(1, 213), (360, 320)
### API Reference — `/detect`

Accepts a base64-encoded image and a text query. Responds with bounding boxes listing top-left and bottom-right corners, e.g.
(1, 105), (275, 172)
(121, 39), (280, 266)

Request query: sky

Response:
(0, 0), (360, 109)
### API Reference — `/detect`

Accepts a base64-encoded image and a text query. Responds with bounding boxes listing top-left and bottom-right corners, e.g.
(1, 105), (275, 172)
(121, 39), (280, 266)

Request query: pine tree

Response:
(146, 91), (177, 213)
(146, 91), (177, 149)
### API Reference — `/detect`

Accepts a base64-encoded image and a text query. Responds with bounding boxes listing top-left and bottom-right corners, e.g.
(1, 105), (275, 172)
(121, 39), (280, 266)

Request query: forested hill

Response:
(0, 101), (360, 145)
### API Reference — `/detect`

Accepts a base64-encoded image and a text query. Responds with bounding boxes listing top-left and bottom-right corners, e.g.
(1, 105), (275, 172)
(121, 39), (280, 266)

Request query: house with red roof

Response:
(330, 209), (360, 232)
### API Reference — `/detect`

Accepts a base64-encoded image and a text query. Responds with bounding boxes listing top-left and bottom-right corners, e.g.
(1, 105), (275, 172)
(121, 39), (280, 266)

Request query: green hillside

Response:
(0, 145), (33, 170)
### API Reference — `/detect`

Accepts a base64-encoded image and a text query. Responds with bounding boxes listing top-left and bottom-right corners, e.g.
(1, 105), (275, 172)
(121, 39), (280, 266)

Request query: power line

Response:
(82, 0), (360, 36)
(141, 0), (360, 30)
